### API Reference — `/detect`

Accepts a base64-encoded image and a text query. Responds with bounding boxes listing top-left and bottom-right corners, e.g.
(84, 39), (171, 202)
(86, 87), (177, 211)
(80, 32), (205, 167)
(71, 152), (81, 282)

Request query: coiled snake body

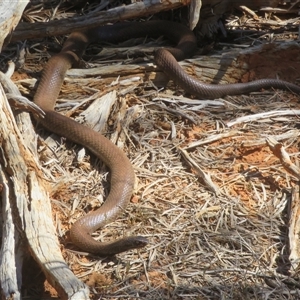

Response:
(33, 20), (300, 255)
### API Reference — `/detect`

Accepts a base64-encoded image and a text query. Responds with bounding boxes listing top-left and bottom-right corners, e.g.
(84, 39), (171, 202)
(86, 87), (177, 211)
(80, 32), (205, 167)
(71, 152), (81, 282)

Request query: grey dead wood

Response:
(0, 2), (28, 299)
(227, 109), (300, 127)
(189, 0), (202, 30)
(288, 183), (300, 273)
(0, 0), (28, 51)
(178, 147), (221, 194)
(0, 166), (23, 300)
(266, 138), (300, 273)
(0, 72), (90, 299)
(78, 90), (118, 133)
(266, 137), (300, 181)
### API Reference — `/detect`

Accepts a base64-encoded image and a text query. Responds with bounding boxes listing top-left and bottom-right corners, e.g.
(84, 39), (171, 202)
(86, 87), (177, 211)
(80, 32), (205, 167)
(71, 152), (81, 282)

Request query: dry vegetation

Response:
(2, 0), (300, 299)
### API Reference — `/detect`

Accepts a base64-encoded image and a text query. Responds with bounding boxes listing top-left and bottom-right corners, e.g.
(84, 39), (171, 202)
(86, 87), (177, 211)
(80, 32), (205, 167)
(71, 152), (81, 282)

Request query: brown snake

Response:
(33, 20), (300, 255)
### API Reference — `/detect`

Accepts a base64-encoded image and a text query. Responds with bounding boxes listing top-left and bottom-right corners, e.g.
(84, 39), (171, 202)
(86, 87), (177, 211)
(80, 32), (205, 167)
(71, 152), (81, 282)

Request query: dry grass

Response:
(3, 0), (300, 299)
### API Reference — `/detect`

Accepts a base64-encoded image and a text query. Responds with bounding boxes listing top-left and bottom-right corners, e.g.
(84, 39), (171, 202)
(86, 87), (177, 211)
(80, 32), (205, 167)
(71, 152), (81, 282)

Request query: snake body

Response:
(33, 20), (300, 255)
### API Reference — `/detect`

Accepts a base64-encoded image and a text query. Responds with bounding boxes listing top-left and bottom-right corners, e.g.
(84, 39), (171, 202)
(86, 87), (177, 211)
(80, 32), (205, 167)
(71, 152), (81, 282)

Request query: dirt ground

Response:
(2, 1), (300, 299)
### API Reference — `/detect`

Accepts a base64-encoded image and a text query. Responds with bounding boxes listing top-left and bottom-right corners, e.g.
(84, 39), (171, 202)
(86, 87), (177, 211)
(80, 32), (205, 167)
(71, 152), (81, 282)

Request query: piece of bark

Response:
(0, 167), (23, 300)
(266, 137), (300, 180)
(178, 147), (221, 195)
(0, 0), (28, 51)
(288, 183), (300, 274)
(266, 138), (300, 273)
(266, 137), (300, 275)
(78, 90), (118, 132)
(0, 73), (89, 299)
(189, 0), (202, 30)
